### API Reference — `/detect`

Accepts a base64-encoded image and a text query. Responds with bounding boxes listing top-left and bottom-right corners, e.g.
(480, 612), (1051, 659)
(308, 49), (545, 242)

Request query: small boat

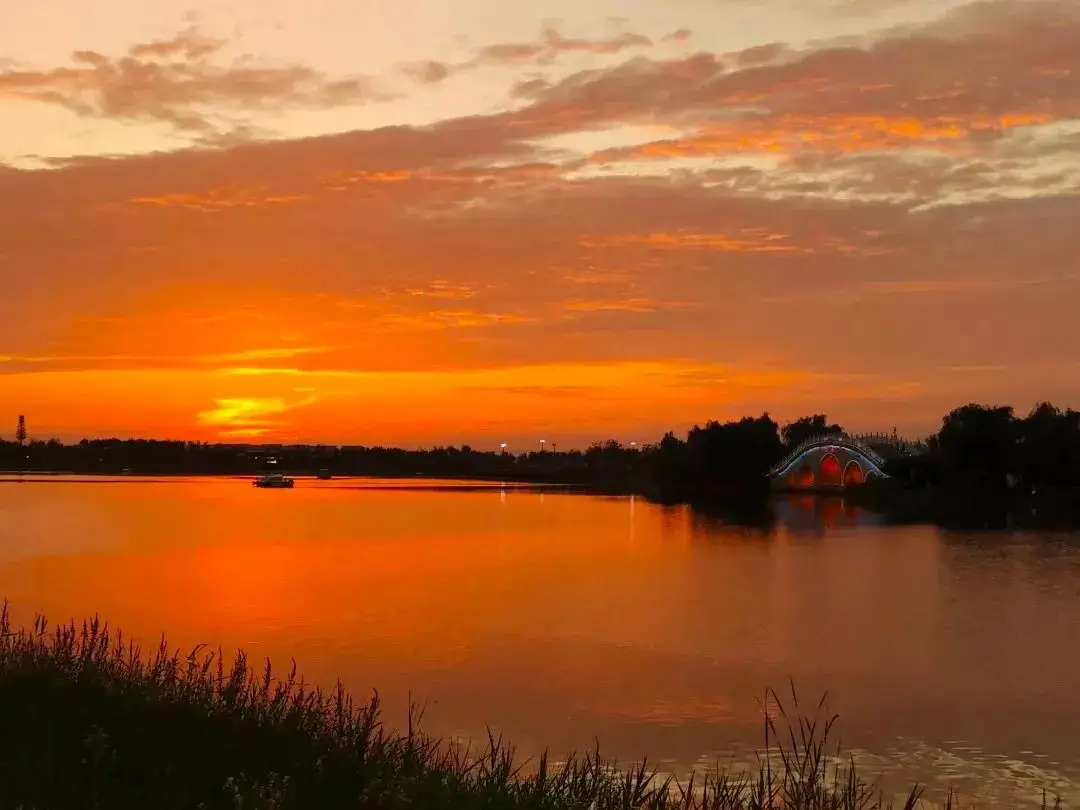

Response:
(253, 472), (294, 489)
(316, 469), (332, 480)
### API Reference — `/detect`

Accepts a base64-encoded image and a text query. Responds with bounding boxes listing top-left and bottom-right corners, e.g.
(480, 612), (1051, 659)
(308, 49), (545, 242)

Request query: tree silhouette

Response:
(1, 401), (1079, 506)
(936, 403), (1017, 490)
(780, 414), (843, 450)
(684, 413), (784, 492)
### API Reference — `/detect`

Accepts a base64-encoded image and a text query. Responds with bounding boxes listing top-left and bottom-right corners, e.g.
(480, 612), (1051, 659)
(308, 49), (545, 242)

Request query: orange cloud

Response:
(197, 391), (318, 436)
(588, 112), (1055, 165)
(579, 230), (812, 253)
(402, 281), (478, 300)
(124, 189), (311, 211)
(509, 1), (1080, 164)
(2, 359), (897, 445)
(209, 347), (337, 363)
(561, 298), (687, 313)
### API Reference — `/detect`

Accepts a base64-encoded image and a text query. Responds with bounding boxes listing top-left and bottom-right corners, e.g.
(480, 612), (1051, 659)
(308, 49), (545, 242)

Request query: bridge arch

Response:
(767, 432), (892, 489)
(843, 459), (864, 487)
(819, 452), (842, 486)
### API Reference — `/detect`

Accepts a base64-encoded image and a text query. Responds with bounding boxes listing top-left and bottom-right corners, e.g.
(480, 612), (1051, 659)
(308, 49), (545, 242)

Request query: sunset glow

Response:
(3, 0), (1079, 447)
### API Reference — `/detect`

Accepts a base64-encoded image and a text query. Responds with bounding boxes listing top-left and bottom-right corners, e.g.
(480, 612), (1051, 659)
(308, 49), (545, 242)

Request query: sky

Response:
(1, 0), (1078, 448)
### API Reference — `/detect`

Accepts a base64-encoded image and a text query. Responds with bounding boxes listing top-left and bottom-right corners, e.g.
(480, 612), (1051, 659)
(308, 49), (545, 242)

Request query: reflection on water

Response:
(772, 494), (886, 533)
(0, 477), (1078, 807)
(683, 494), (884, 537)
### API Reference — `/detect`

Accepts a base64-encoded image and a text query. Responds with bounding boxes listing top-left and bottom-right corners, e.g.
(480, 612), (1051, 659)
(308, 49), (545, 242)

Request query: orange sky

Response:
(1, 0), (1078, 448)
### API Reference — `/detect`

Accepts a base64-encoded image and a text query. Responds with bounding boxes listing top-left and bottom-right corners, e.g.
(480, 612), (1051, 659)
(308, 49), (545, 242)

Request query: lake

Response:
(1, 475), (1078, 806)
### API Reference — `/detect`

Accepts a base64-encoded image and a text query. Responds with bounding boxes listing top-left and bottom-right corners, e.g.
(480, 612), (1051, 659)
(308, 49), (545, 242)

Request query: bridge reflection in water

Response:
(773, 494), (886, 534)
(768, 433), (891, 491)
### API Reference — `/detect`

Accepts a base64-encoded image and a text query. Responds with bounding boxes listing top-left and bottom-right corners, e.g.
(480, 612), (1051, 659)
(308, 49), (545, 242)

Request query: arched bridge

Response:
(768, 433), (890, 490)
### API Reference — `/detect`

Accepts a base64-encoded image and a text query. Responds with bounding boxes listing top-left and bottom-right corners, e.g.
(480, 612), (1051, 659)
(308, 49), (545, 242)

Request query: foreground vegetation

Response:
(0, 606), (989, 810)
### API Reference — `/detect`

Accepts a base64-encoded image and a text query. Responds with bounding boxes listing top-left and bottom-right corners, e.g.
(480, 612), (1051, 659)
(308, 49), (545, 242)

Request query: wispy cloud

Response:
(207, 347), (336, 363)
(402, 24), (657, 84)
(0, 26), (387, 135)
(196, 391), (318, 436)
(580, 230), (810, 253)
(561, 297), (689, 313)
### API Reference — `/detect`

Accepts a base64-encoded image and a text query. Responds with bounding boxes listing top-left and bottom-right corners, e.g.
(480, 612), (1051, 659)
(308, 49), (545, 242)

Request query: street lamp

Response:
(539, 439), (546, 452)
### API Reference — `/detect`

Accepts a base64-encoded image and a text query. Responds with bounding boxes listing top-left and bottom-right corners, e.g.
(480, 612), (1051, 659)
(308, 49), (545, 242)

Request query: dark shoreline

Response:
(0, 469), (591, 490)
(5, 469), (1080, 530)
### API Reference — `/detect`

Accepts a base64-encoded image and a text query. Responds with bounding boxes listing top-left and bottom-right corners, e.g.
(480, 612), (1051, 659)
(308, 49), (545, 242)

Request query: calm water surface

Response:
(1, 476), (1078, 806)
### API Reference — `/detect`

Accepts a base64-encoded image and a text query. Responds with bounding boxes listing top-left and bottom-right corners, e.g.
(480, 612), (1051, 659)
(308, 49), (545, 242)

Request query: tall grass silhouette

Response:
(0, 604), (1058, 809)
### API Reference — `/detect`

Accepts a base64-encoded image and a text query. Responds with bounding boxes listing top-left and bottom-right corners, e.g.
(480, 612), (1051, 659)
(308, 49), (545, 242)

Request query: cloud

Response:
(402, 24), (656, 84)
(197, 391), (318, 436)
(560, 298), (688, 313)
(0, 26), (386, 135)
(476, 27), (653, 64)
(664, 29), (695, 44)
(208, 347), (337, 363)
(402, 60), (456, 85)
(0, 347), (338, 376)
(124, 188), (311, 211)
(513, 0), (1080, 188)
(729, 43), (790, 67)
(580, 230), (815, 254)
(821, 0), (924, 18)
(401, 281), (479, 300)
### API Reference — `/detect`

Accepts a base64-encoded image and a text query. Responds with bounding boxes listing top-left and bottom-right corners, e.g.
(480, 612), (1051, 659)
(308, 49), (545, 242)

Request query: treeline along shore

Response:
(4, 401), (1080, 528)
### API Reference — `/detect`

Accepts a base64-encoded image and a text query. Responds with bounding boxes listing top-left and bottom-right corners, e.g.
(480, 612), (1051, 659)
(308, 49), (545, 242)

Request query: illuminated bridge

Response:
(767, 433), (901, 490)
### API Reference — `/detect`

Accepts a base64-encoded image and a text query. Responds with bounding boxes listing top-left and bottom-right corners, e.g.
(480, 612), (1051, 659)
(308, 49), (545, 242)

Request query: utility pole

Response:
(15, 415), (27, 476)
